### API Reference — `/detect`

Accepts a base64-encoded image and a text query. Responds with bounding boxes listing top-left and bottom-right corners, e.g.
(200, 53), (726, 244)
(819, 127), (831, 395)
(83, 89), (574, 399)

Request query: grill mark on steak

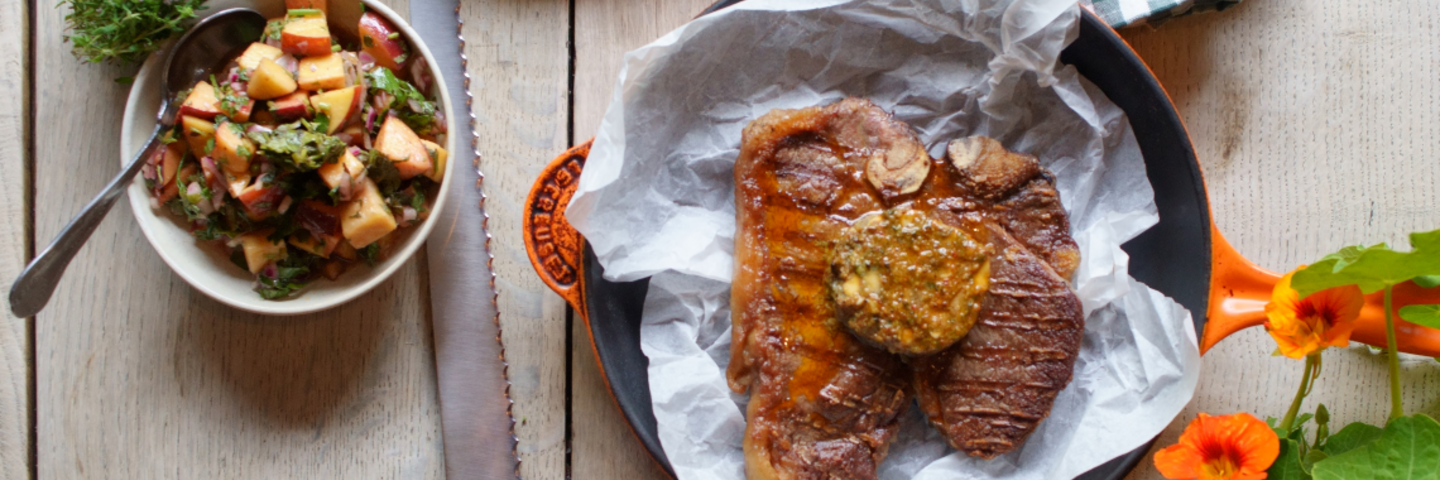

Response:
(912, 223), (1083, 459)
(731, 98), (1084, 477)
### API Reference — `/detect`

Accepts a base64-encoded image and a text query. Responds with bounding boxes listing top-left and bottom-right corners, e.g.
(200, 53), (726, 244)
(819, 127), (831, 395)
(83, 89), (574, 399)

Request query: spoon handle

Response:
(9, 123), (167, 318)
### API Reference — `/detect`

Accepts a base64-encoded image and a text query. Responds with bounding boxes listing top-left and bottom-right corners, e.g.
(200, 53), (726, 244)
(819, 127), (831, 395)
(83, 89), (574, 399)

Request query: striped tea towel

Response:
(1082, 0), (1244, 27)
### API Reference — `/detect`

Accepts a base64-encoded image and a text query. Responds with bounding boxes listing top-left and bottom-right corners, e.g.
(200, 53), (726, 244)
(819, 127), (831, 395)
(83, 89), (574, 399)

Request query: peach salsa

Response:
(142, 8), (447, 299)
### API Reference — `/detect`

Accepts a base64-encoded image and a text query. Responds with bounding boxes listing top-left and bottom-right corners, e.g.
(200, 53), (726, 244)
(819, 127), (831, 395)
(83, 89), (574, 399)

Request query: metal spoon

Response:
(9, 9), (267, 318)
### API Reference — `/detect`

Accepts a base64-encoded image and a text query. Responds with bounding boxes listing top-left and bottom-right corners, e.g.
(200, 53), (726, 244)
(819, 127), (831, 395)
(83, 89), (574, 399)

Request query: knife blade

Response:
(412, 1), (522, 479)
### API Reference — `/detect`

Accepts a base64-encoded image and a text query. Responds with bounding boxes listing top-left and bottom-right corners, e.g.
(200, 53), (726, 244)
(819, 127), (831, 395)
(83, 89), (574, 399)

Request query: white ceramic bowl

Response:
(121, 0), (456, 315)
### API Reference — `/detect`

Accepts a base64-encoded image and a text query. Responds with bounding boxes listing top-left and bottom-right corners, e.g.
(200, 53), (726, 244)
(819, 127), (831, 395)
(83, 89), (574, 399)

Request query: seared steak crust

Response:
(730, 99), (1083, 478)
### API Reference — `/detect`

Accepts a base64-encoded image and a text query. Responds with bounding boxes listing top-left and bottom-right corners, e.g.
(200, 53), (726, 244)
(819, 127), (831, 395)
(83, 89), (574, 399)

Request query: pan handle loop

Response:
(1202, 226), (1440, 357)
(523, 140), (593, 321)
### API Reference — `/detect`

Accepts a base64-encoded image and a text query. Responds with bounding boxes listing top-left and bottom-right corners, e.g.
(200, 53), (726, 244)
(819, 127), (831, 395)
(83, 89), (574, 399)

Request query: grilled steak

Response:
(729, 98), (1083, 478)
(730, 98), (921, 480)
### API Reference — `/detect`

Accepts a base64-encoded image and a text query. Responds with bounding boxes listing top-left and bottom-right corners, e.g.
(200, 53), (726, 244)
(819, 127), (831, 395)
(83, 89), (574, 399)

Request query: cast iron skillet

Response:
(521, 2), (1440, 478)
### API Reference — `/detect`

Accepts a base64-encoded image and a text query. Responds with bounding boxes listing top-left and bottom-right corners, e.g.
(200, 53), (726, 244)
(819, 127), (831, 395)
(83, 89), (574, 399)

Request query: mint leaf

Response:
(1312, 415), (1440, 480)
(1398, 304), (1440, 329)
(1292, 228), (1440, 297)
(1321, 422), (1383, 457)
(1416, 275), (1440, 289)
(1269, 438), (1313, 480)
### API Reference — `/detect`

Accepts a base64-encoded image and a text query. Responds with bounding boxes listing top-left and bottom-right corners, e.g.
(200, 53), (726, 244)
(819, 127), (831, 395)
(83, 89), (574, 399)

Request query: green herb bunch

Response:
(61, 0), (209, 64)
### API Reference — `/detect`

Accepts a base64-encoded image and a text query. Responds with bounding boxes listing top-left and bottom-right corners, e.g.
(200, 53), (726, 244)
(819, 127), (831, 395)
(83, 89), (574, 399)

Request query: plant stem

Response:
(1280, 353), (1317, 432)
(1385, 285), (1403, 421)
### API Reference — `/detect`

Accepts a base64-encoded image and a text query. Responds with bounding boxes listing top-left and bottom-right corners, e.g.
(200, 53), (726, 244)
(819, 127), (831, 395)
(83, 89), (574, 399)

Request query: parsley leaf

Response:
(247, 125), (346, 172)
(365, 67), (439, 134)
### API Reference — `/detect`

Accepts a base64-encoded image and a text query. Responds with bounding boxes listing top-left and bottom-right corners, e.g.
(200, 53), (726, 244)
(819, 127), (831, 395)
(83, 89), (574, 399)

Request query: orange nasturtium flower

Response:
(1154, 413), (1280, 480)
(1263, 269), (1364, 359)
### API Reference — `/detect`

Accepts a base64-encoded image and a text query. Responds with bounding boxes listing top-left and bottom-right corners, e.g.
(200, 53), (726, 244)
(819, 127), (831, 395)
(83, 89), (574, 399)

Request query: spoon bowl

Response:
(8, 8), (267, 318)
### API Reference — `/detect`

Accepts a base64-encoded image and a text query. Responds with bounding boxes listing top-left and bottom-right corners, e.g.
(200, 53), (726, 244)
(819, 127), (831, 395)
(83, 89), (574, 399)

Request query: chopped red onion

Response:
(246, 124), (273, 135)
(186, 182), (203, 197)
(361, 131), (373, 150)
(278, 196), (293, 214)
(358, 52), (376, 71)
(276, 55), (299, 75)
(261, 263), (278, 279)
(336, 172), (354, 201)
(402, 206), (417, 223)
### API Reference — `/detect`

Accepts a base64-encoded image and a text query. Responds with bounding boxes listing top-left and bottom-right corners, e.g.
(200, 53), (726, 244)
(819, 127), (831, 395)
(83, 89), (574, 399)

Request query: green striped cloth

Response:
(1082, 0), (1244, 27)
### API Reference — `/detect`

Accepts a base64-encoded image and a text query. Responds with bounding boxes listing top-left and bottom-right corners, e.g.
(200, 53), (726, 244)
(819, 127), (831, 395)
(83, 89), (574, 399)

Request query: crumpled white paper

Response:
(566, 0), (1201, 479)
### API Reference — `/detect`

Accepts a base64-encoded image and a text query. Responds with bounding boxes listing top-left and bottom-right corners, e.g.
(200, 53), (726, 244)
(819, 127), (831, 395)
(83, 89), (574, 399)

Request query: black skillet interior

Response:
(582, 3), (1212, 479)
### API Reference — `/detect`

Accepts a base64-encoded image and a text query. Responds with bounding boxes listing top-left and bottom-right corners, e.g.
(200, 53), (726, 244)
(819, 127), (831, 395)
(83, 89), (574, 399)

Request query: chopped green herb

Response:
(360, 243), (381, 267)
(247, 124), (346, 172)
(365, 67), (439, 134)
(60, 0), (209, 64)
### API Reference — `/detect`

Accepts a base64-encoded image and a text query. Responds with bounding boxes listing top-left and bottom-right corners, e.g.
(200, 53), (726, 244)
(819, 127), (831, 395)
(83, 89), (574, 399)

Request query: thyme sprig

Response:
(60, 0), (209, 64)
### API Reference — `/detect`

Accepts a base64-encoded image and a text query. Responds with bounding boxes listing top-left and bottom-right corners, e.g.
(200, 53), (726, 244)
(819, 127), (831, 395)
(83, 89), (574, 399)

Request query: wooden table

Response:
(2, 0), (1438, 478)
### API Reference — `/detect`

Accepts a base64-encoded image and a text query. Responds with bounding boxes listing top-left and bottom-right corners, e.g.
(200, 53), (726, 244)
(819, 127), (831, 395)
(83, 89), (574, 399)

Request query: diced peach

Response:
(153, 140), (188, 203)
(247, 58), (298, 100)
(158, 139), (188, 186)
(239, 229), (287, 274)
(250, 109), (277, 126)
(237, 182), (285, 220)
(339, 124), (366, 147)
(289, 233), (339, 258)
(180, 116), (216, 157)
(296, 53), (345, 91)
(179, 81), (222, 120)
(267, 91), (312, 120)
(309, 86), (362, 133)
(420, 140), (447, 182)
(281, 15), (332, 58)
(358, 12), (410, 73)
(236, 42), (284, 71)
(285, 0), (327, 13)
(160, 164), (197, 204)
(317, 150), (366, 192)
(320, 260), (348, 280)
(227, 98), (256, 121)
(333, 240), (358, 261)
(226, 172), (252, 198)
(340, 178), (397, 248)
(373, 116), (433, 180)
(212, 122), (255, 175)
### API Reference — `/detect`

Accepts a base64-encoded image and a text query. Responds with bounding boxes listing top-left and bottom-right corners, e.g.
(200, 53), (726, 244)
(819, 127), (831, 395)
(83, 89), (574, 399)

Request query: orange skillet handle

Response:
(523, 140), (594, 321)
(1202, 226), (1440, 357)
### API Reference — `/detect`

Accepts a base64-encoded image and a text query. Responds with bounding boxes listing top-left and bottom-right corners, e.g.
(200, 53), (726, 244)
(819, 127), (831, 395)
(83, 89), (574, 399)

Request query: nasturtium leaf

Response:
(1320, 422), (1383, 457)
(1269, 437), (1313, 480)
(1416, 275), (1440, 289)
(1302, 450), (1328, 475)
(1399, 304), (1440, 329)
(1292, 228), (1440, 297)
(1312, 415), (1440, 480)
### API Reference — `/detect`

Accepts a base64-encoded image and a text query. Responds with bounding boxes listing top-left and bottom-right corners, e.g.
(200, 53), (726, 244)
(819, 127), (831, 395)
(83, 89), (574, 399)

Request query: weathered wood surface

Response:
(461, 0), (571, 478)
(570, 0), (714, 479)
(31, 1), (444, 478)
(1119, 0), (1440, 477)
(0, 0), (30, 477)
(17, 0), (1440, 479)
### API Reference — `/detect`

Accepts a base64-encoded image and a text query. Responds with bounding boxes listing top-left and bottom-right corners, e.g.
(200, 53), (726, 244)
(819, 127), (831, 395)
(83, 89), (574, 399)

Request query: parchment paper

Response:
(566, 0), (1201, 478)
